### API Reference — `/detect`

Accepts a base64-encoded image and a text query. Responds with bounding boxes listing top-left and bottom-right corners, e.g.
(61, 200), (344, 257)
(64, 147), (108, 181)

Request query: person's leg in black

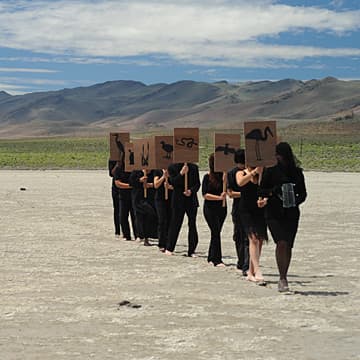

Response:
(112, 188), (121, 236)
(120, 194), (131, 240)
(208, 207), (226, 265)
(155, 200), (167, 250)
(166, 206), (185, 253)
(233, 213), (249, 274)
(129, 193), (138, 239)
(135, 211), (145, 240)
(185, 205), (198, 257)
(204, 205), (219, 263)
(276, 240), (292, 291)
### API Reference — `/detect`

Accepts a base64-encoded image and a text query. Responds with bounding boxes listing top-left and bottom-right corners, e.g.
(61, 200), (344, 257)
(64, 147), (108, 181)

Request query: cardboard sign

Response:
(214, 133), (241, 172)
(133, 138), (154, 170)
(109, 132), (130, 162)
(124, 142), (135, 172)
(173, 128), (199, 163)
(153, 135), (174, 170)
(244, 121), (277, 167)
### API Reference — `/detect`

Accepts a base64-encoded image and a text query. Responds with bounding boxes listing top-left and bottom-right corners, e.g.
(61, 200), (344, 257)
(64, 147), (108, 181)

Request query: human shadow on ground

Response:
(292, 290), (349, 296)
(264, 273), (335, 279)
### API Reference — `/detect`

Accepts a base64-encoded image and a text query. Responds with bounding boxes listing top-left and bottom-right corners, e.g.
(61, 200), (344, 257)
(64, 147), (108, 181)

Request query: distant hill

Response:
(0, 77), (359, 137)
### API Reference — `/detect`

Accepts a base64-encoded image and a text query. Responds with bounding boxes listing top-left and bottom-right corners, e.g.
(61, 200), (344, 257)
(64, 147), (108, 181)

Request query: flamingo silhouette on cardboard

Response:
(245, 126), (274, 161)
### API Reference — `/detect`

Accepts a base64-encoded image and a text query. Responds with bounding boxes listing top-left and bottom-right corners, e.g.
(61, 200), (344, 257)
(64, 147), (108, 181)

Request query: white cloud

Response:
(0, 67), (58, 73)
(0, 0), (359, 68)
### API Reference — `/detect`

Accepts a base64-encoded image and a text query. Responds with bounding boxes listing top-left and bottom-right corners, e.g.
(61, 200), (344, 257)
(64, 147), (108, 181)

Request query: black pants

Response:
(166, 205), (198, 256)
(112, 188), (121, 235)
(120, 193), (137, 240)
(204, 205), (227, 265)
(155, 199), (172, 249)
(232, 212), (249, 271)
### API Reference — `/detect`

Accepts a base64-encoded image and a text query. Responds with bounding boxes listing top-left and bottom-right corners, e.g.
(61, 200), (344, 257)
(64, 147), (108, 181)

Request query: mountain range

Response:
(0, 77), (359, 137)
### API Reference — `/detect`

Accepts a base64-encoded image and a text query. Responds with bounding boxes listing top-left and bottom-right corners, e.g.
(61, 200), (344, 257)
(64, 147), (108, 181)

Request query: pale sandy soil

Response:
(0, 170), (359, 360)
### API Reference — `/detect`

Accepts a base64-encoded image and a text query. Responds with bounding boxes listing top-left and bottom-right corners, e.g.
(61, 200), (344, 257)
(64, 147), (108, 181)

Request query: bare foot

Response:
(208, 261), (214, 266)
(159, 247), (165, 252)
(215, 262), (226, 268)
(165, 250), (173, 256)
(254, 270), (264, 282)
(247, 274), (257, 282)
(144, 239), (151, 246)
(189, 253), (198, 258)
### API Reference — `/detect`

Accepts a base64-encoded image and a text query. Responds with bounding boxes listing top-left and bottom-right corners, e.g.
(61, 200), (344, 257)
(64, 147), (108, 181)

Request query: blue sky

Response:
(0, 0), (359, 94)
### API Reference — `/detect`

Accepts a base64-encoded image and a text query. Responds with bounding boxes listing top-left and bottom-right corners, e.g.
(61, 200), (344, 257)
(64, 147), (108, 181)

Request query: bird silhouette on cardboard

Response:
(245, 126), (274, 161)
(215, 143), (236, 155)
(114, 134), (125, 154)
(160, 141), (173, 159)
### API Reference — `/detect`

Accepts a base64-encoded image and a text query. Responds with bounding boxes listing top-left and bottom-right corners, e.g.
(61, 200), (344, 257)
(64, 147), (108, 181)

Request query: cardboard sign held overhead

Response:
(109, 132), (130, 162)
(173, 128), (199, 163)
(133, 138), (154, 170)
(214, 133), (241, 172)
(244, 121), (277, 167)
(124, 142), (135, 172)
(153, 135), (174, 170)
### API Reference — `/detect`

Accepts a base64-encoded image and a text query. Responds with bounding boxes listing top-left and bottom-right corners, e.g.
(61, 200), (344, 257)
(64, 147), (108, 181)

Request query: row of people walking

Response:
(109, 142), (307, 292)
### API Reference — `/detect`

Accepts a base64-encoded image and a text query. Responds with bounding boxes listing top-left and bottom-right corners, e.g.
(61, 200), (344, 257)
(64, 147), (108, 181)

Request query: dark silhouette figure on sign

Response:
(245, 126), (274, 161)
(215, 143), (236, 155)
(142, 142), (150, 167)
(176, 137), (198, 148)
(128, 149), (134, 165)
(114, 134), (125, 155)
(160, 140), (174, 159)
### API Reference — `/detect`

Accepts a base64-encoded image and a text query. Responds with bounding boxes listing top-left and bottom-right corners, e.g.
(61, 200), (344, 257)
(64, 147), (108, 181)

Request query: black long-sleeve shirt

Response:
(168, 162), (200, 208)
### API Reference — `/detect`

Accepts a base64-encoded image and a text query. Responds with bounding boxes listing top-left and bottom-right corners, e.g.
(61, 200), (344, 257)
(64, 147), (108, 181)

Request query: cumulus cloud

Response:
(0, 0), (359, 67)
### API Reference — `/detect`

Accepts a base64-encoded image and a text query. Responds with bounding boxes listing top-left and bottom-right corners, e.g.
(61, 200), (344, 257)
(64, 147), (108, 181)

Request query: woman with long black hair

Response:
(259, 142), (307, 292)
(202, 153), (227, 267)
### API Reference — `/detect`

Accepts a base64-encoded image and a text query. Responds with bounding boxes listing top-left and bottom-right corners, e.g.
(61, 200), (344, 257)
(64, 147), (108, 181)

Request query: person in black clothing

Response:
(202, 153), (227, 267)
(129, 169), (158, 246)
(236, 165), (268, 283)
(165, 162), (200, 257)
(227, 149), (249, 275)
(114, 165), (137, 241)
(153, 169), (173, 252)
(259, 142), (307, 292)
(109, 160), (122, 238)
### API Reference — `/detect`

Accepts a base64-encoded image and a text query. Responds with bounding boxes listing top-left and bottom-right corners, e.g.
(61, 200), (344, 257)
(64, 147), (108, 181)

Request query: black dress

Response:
(129, 170), (158, 239)
(202, 173), (227, 265)
(237, 173), (268, 241)
(260, 164), (307, 248)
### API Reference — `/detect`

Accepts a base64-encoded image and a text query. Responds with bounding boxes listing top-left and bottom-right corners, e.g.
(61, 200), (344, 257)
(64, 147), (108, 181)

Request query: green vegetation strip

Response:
(0, 134), (359, 172)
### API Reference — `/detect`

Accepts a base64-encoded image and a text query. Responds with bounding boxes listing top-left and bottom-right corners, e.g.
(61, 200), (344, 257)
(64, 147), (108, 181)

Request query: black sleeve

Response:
(189, 164), (200, 194)
(108, 160), (117, 177)
(295, 169), (307, 205)
(168, 164), (184, 187)
(129, 171), (142, 189)
(202, 174), (209, 196)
